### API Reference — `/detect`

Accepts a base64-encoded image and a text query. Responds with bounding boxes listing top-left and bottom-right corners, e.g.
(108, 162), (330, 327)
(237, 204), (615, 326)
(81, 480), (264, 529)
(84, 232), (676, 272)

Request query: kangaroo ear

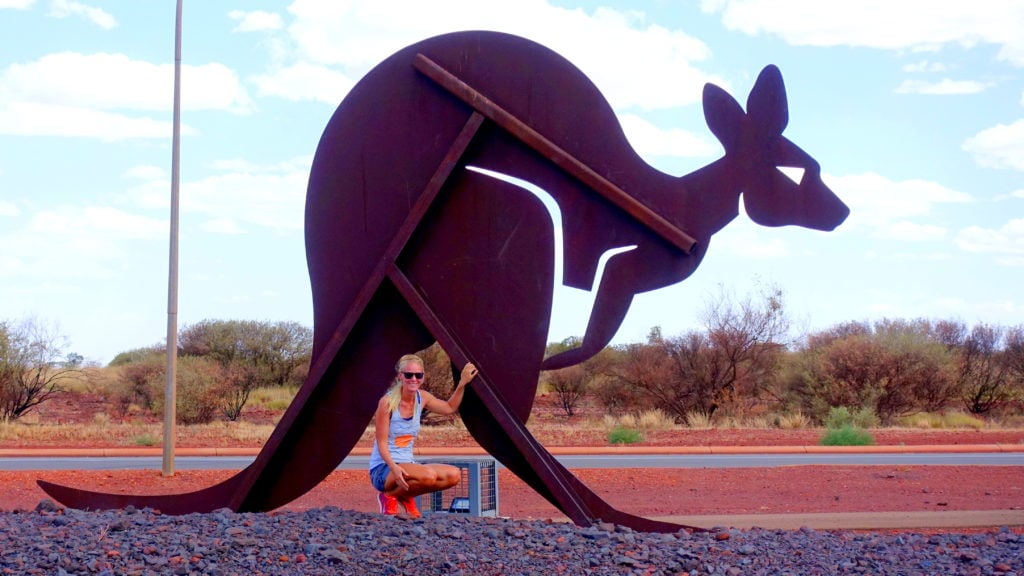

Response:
(747, 65), (788, 139)
(703, 82), (745, 152)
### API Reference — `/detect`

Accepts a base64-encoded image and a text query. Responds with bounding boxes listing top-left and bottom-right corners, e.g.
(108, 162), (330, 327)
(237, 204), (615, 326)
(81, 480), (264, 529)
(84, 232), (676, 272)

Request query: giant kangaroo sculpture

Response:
(40, 31), (848, 533)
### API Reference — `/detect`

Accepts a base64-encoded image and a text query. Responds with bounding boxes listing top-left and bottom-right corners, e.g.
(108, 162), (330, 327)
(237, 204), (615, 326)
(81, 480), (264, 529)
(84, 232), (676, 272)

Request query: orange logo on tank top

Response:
(394, 434), (415, 448)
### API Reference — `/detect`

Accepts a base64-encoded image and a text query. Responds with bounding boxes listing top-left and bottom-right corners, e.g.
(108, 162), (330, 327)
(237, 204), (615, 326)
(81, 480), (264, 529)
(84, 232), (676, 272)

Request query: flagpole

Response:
(163, 0), (183, 477)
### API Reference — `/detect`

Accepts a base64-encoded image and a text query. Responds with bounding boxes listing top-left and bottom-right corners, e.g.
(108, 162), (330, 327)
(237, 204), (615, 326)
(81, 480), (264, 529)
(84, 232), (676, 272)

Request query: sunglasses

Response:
(401, 372), (425, 380)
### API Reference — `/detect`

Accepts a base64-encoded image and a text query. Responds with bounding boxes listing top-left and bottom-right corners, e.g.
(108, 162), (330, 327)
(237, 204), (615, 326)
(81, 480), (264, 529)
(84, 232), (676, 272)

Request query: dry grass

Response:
(898, 411), (987, 430)
(0, 420), (159, 445)
(0, 419), (279, 447)
(685, 411), (714, 430)
(777, 411), (812, 429)
(248, 386), (297, 411)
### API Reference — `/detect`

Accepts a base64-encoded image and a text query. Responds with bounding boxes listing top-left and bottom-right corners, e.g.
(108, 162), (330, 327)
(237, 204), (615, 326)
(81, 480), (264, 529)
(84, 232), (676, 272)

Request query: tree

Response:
(613, 329), (698, 422)
(109, 344), (164, 367)
(954, 324), (1013, 414)
(611, 283), (790, 424)
(787, 318), (957, 423)
(178, 319), (313, 420)
(542, 336), (614, 417)
(0, 318), (79, 420)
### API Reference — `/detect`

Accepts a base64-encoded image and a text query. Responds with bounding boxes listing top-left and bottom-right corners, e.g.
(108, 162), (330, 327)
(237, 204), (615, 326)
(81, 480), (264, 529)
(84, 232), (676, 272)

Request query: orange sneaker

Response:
(398, 496), (421, 519)
(377, 492), (398, 515)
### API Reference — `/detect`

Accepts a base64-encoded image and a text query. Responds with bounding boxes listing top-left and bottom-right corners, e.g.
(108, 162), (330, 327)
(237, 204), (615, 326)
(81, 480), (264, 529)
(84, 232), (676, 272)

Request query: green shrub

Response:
(938, 411), (986, 429)
(820, 425), (875, 446)
(112, 357), (165, 415)
(608, 426), (644, 445)
(133, 434), (158, 446)
(149, 356), (222, 424)
(824, 406), (879, 429)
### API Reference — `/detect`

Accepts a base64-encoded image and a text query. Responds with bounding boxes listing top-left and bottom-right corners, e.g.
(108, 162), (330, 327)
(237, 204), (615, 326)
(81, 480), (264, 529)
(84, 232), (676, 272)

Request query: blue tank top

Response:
(368, 391), (422, 470)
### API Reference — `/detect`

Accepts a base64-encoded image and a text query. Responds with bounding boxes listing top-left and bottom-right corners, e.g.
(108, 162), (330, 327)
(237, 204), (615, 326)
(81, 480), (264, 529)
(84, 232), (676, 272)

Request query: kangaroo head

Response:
(703, 65), (849, 231)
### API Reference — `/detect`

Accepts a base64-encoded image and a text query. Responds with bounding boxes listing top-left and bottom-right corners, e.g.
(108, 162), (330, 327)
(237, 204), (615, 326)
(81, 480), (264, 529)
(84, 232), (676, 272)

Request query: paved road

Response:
(3, 452), (1021, 471)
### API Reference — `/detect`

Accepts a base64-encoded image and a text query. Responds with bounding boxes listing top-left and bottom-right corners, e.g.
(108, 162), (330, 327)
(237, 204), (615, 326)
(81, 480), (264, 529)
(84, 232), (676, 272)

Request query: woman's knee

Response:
(437, 466), (461, 488)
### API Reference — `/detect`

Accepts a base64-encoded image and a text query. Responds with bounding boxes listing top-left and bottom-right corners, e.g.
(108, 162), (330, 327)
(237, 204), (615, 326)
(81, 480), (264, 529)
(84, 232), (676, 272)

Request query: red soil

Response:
(4, 392), (1021, 528)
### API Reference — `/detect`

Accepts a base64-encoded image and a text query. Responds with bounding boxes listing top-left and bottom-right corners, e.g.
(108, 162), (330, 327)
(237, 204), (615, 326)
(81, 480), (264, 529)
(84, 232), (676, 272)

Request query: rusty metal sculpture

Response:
(39, 31), (848, 532)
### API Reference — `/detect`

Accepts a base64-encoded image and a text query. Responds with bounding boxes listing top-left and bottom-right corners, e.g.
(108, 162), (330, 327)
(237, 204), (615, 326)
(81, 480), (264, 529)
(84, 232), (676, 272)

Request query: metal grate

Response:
(416, 459), (498, 517)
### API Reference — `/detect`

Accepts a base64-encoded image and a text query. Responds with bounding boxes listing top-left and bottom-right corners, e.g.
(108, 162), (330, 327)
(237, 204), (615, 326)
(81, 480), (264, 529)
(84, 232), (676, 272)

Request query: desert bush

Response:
(544, 364), (588, 417)
(542, 340), (620, 417)
(249, 386), (297, 411)
(786, 319), (957, 424)
(416, 343), (455, 398)
(824, 406), (879, 429)
(637, 409), (674, 431)
(607, 426), (643, 445)
(898, 411), (986, 430)
(616, 413), (637, 428)
(108, 345), (164, 367)
(820, 425), (875, 446)
(684, 410), (713, 430)
(611, 285), (790, 424)
(0, 317), (81, 421)
(953, 324), (1016, 414)
(133, 434), (159, 446)
(172, 319), (313, 420)
(113, 357), (165, 415)
(777, 411), (811, 429)
(218, 361), (260, 421)
(744, 415), (775, 429)
(148, 356), (223, 425)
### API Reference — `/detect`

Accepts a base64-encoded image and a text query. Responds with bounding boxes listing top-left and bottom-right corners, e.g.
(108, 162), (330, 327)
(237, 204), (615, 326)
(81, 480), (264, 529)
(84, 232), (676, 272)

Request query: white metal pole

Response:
(163, 0), (183, 477)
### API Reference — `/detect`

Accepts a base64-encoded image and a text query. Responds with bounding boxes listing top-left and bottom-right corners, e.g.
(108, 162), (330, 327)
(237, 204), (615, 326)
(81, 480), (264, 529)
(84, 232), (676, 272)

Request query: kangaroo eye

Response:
(778, 166), (804, 184)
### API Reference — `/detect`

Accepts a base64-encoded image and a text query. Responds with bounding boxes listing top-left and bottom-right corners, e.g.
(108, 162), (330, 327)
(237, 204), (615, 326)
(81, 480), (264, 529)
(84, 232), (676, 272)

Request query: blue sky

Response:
(1, 0), (1022, 365)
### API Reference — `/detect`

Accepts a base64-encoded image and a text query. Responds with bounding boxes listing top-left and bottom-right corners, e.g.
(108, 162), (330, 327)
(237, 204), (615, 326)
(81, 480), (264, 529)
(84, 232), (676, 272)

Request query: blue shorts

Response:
(369, 464), (390, 492)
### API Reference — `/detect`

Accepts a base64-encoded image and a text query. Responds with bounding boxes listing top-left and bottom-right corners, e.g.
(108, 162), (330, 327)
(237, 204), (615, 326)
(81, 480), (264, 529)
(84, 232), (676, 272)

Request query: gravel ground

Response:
(0, 502), (1020, 576)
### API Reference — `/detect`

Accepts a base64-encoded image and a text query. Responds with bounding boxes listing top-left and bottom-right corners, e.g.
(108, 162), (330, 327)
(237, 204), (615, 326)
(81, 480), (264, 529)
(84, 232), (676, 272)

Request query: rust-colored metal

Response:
(39, 31), (848, 532)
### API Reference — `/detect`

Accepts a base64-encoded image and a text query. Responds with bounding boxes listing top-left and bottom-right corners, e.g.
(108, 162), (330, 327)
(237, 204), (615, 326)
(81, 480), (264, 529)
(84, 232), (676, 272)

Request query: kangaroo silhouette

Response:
(39, 31), (848, 533)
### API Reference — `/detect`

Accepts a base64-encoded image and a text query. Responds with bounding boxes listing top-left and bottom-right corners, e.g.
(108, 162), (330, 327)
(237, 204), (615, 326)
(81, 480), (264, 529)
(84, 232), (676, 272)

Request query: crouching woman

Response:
(368, 353), (478, 517)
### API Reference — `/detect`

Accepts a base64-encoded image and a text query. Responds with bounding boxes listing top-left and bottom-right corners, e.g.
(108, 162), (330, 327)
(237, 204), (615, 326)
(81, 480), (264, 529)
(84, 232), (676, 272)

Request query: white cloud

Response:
(49, 0), (116, 29)
(903, 60), (947, 73)
(713, 227), (790, 257)
(704, 0), (1024, 66)
(182, 173), (307, 233)
(128, 157), (311, 233)
(955, 218), (1024, 264)
(829, 172), (972, 237)
(881, 221), (948, 242)
(963, 119), (1024, 171)
(0, 52), (252, 139)
(618, 114), (718, 159)
(0, 0), (34, 8)
(0, 200), (20, 216)
(228, 9), (283, 32)
(279, 0), (719, 111)
(1, 52), (253, 113)
(0, 101), (187, 140)
(202, 218), (246, 235)
(252, 62), (355, 104)
(123, 165), (166, 181)
(32, 206), (165, 239)
(0, 204), (167, 280)
(895, 79), (991, 95)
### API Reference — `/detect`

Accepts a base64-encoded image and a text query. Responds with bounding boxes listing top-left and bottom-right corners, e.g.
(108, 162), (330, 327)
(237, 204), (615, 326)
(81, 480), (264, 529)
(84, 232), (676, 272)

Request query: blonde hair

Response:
(385, 353), (424, 412)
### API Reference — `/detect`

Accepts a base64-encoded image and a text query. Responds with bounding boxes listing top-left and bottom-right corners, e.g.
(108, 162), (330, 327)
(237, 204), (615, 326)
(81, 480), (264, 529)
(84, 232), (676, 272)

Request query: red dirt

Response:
(5, 391), (1022, 529)
(4, 465), (1021, 525)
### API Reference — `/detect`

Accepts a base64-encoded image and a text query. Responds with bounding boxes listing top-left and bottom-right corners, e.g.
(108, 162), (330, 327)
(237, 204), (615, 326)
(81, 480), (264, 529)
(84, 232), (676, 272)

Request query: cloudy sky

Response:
(1, 0), (1022, 364)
